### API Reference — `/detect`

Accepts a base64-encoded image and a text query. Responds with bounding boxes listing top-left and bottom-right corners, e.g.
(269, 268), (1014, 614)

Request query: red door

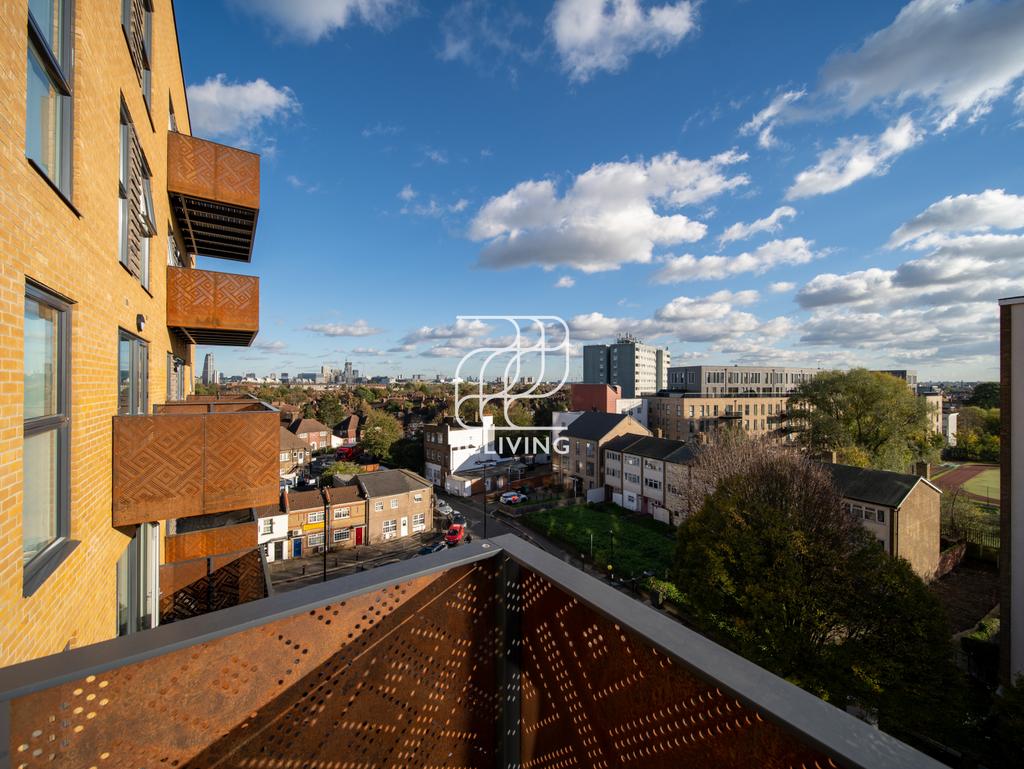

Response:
(355, 526), (364, 546)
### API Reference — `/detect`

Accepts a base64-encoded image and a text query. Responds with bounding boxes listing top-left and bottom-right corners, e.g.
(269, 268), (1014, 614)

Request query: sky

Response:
(175, 0), (1024, 382)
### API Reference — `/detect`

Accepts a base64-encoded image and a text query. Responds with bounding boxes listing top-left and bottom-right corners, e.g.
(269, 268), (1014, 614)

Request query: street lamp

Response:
(607, 530), (614, 580)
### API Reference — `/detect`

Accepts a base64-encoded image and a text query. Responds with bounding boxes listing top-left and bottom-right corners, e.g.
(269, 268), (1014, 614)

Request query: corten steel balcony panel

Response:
(0, 537), (944, 769)
(111, 402), (279, 527)
(166, 266), (259, 346)
(167, 132), (259, 261)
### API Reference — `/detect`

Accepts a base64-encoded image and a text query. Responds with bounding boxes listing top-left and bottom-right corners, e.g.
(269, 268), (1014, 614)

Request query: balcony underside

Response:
(0, 536), (943, 769)
(170, 194), (258, 262)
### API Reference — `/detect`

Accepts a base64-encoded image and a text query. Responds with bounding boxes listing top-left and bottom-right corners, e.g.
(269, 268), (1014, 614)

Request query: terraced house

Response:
(1, 0), (275, 664)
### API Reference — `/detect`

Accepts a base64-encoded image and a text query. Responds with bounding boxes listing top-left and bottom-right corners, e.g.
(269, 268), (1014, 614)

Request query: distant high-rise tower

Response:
(344, 360), (354, 384)
(582, 335), (669, 398)
(202, 353), (216, 386)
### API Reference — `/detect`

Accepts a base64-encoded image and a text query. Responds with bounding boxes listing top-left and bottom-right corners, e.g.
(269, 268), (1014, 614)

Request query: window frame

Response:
(307, 509), (325, 525)
(118, 329), (149, 416)
(23, 281), (76, 595)
(333, 528), (349, 543)
(26, 0), (75, 199)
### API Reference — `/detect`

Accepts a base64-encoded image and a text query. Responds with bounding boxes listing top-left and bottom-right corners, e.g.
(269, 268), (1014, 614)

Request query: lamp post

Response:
(607, 530), (614, 580)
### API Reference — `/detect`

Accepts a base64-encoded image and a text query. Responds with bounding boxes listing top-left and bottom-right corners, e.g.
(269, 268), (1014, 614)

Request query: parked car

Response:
(336, 445), (360, 460)
(445, 523), (467, 546)
(451, 513), (466, 526)
(418, 540), (447, 555)
(500, 491), (528, 505)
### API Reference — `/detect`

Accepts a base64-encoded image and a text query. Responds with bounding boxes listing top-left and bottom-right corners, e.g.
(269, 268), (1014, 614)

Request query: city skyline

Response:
(178, 1), (1024, 379)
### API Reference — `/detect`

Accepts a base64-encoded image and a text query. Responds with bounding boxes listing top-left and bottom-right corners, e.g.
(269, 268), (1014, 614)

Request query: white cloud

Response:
(555, 276), (576, 288)
(254, 339), (288, 351)
(241, 0), (412, 42)
(653, 238), (818, 283)
(769, 281), (795, 293)
(362, 122), (403, 138)
(718, 206), (797, 245)
(549, 0), (696, 82)
(348, 347), (388, 356)
(739, 89), (805, 148)
(303, 320), (384, 337)
(187, 75), (299, 142)
(887, 188), (1024, 247)
(438, 0), (538, 75)
(424, 148), (449, 164)
(821, 0), (1024, 131)
(449, 198), (470, 213)
(786, 115), (923, 199)
(398, 184), (417, 201)
(469, 150), (749, 272)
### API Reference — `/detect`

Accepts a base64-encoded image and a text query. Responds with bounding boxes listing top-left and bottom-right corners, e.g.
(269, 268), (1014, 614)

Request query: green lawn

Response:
(963, 467), (1000, 501)
(520, 502), (675, 578)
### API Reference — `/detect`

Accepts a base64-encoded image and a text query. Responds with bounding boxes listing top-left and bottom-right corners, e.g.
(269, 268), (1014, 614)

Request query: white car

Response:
(435, 500), (454, 516)
(500, 491), (528, 505)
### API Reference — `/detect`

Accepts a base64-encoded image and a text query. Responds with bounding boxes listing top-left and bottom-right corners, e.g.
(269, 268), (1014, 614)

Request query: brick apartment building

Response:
(603, 435), (696, 525)
(358, 469), (434, 543)
(1, 0), (274, 664)
(646, 393), (792, 443)
(557, 412), (649, 498)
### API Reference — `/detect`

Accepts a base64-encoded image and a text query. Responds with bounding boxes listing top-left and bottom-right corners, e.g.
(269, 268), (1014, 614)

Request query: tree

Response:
(360, 409), (403, 462)
(789, 368), (931, 471)
(672, 440), (963, 742)
(390, 437), (425, 472)
(967, 381), (999, 409)
(313, 391), (346, 428)
(320, 461), (365, 483)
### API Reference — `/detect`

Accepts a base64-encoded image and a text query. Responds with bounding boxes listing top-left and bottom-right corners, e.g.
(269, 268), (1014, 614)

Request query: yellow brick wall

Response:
(0, 0), (194, 665)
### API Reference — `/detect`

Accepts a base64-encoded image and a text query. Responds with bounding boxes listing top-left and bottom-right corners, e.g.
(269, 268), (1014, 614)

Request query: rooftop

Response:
(563, 411), (633, 441)
(828, 463), (940, 508)
(288, 417), (330, 435)
(0, 535), (943, 768)
(357, 468), (432, 497)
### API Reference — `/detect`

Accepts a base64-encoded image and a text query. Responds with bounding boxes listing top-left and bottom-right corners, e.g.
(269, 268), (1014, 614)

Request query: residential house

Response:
(603, 435), (697, 525)
(423, 415), (502, 493)
(828, 464), (942, 580)
(256, 500), (290, 563)
(283, 489), (328, 559)
(0, 0), (272, 663)
(335, 414), (360, 447)
(357, 469), (434, 543)
(289, 417), (332, 451)
(279, 427), (312, 480)
(557, 412), (650, 499)
(325, 485), (369, 548)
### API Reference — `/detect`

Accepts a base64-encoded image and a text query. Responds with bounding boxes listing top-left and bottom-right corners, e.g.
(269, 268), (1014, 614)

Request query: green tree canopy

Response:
(789, 368), (932, 471)
(360, 410), (403, 462)
(672, 442), (962, 742)
(320, 461), (366, 483)
(966, 381), (999, 409)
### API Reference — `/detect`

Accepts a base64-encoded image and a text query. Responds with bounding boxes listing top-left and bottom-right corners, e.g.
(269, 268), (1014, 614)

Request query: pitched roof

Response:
(563, 412), (633, 441)
(284, 488), (325, 512)
(289, 418), (330, 435)
(280, 426), (312, 451)
(620, 436), (691, 462)
(357, 468), (432, 498)
(335, 414), (360, 435)
(603, 434), (644, 454)
(828, 464), (940, 508)
(664, 444), (698, 465)
(325, 485), (363, 505)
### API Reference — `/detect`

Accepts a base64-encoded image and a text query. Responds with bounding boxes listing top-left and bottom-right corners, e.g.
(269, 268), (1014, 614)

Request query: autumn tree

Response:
(966, 381), (999, 409)
(360, 409), (403, 462)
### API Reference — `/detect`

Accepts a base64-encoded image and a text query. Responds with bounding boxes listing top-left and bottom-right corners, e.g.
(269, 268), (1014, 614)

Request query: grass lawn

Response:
(520, 502), (675, 578)
(963, 467), (1000, 501)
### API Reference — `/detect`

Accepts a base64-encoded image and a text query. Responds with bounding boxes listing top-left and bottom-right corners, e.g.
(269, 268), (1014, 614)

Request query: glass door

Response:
(116, 523), (159, 636)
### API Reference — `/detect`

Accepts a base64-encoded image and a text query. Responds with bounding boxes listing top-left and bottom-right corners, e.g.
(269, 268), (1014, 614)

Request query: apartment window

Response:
(26, 0), (74, 197)
(863, 507), (877, 522)
(586, 462), (595, 476)
(852, 505), (863, 519)
(307, 510), (324, 524)
(382, 519), (397, 536)
(279, 451), (289, 461)
(23, 283), (73, 590)
(117, 330), (148, 415)
(167, 231), (183, 267)
(374, 501), (384, 512)
(412, 512), (425, 532)
(116, 522), (158, 635)
(877, 509), (886, 524)
(413, 493), (423, 503)
(260, 519), (273, 535)
(118, 106), (155, 287)
(307, 532), (324, 548)
(645, 478), (662, 491)
(333, 528), (350, 543)
(607, 452), (619, 462)
(122, 0), (153, 107)
(334, 506), (350, 520)
(625, 472), (640, 484)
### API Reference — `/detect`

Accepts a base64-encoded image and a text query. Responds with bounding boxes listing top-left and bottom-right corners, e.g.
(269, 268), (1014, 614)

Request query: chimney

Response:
(654, 427), (663, 439)
(914, 461), (931, 480)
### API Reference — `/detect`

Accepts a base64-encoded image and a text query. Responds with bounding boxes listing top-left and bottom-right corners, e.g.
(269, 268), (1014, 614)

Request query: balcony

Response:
(167, 132), (259, 261)
(166, 266), (259, 346)
(111, 399), (279, 527)
(0, 536), (944, 769)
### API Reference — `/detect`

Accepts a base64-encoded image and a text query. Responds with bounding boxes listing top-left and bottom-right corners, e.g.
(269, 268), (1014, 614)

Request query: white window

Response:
(279, 451), (289, 461)
(334, 506), (350, 520)
(307, 532), (324, 547)
(382, 519), (397, 538)
(863, 507), (877, 522)
(375, 501), (384, 512)
(413, 493), (423, 503)
(307, 510), (324, 524)
(390, 498), (399, 509)
(852, 505), (863, 519)
(412, 513), (425, 532)
(261, 519), (273, 535)
(333, 528), (350, 543)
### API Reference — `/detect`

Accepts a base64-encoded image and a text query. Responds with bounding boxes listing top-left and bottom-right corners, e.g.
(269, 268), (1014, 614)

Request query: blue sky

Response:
(177, 0), (1024, 381)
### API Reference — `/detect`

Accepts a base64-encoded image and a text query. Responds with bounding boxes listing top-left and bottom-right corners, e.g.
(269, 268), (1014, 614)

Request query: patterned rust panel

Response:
(9, 563), (499, 768)
(112, 415), (205, 526)
(166, 267), (259, 335)
(518, 566), (837, 769)
(159, 549), (268, 623)
(167, 132), (259, 210)
(205, 411), (279, 513)
(164, 522), (258, 563)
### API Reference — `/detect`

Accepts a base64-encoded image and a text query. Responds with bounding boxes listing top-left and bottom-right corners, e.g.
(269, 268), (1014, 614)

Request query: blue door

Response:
(293, 538), (302, 558)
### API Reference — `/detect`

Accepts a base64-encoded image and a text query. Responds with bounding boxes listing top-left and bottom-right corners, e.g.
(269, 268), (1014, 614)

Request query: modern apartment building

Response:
(1001, 295), (1022, 686)
(1, 0), (272, 664)
(603, 435), (696, 525)
(557, 412), (649, 498)
(829, 464), (941, 581)
(667, 365), (820, 396)
(646, 393), (792, 443)
(873, 369), (919, 391)
(583, 335), (669, 397)
(201, 352), (216, 386)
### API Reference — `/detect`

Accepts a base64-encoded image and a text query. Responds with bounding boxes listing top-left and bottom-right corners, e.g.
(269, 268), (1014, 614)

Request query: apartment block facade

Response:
(603, 435), (696, 525)
(646, 393), (791, 443)
(583, 336), (669, 398)
(557, 412), (650, 497)
(667, 365), (820, 396)
(1, 0), (271, 664)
